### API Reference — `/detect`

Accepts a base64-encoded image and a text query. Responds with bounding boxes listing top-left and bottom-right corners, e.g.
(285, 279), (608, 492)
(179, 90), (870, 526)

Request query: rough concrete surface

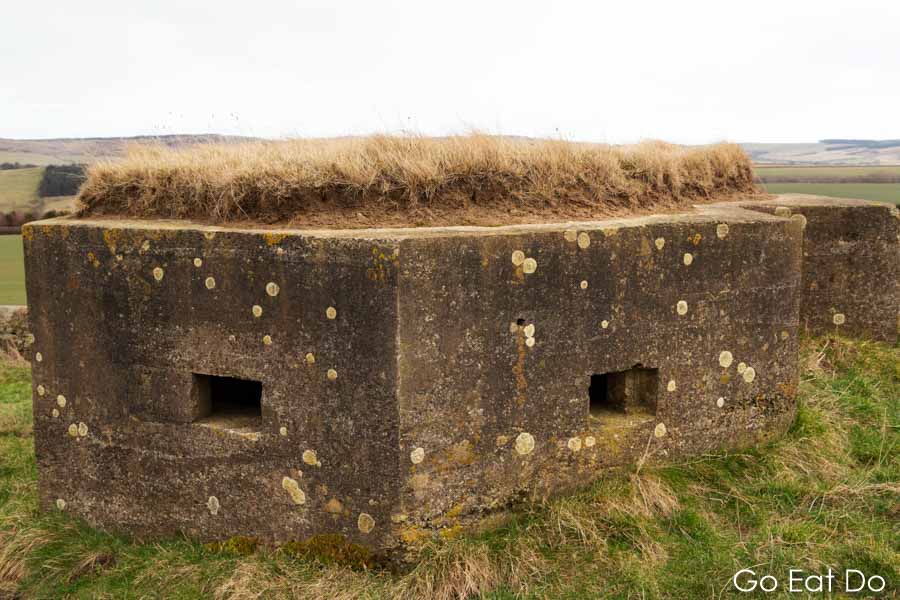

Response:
(21, 195), (898, 556)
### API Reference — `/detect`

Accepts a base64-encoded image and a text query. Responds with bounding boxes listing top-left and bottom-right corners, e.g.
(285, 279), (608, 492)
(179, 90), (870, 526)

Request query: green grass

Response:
(0, 167), (44, 213)
(1, 336), (897, 598)
(763, 182), (900, 205)
(0, 236), (25, 305)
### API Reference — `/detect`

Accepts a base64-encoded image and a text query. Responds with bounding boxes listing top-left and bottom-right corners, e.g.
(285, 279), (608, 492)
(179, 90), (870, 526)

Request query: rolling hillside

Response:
(743, 139), (900, 165)
(0, 134), (254, 166)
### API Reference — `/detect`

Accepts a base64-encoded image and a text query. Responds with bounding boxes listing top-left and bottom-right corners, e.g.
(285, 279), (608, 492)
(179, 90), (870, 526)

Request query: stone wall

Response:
(21, 195), (898, 556)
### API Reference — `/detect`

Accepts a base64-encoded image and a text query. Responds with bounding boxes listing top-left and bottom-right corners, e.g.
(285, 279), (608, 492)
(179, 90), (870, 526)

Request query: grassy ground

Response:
(0, 335), (896, 599)
(0, 236), (25, 305)
(762, 182), (900, 205)
(0, 167), (44, 213)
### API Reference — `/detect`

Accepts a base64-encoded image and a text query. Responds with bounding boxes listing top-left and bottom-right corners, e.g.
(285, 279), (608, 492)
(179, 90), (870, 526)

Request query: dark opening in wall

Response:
(192, 373), (262, 432)
(589, 366), (658, 419)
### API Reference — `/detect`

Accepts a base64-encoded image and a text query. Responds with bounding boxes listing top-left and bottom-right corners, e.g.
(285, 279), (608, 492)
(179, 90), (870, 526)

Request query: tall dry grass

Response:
(77, 135), (758, 227)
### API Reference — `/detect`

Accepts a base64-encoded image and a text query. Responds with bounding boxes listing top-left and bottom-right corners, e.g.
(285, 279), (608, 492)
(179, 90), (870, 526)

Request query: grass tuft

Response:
(76, 135), (759, 227)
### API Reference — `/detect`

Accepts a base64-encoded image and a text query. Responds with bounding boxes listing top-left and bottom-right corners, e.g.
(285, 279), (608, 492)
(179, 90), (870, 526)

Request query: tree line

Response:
(38, 165), (87, 197)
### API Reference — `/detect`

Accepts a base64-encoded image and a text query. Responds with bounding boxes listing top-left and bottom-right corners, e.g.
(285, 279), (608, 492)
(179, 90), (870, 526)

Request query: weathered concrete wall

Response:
(393, 209), (802, 538)
(24, 223), (403, 550)
(739, 196), (899, 343)
(22, 195), (894, 555)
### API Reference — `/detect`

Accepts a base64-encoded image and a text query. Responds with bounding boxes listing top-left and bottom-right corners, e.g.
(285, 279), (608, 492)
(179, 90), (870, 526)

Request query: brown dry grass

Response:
(77, 134), (759, 228)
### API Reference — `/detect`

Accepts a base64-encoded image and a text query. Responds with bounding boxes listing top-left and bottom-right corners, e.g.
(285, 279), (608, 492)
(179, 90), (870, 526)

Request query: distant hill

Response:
(0, 134), (255, 166)
(742, 139), (900, 165)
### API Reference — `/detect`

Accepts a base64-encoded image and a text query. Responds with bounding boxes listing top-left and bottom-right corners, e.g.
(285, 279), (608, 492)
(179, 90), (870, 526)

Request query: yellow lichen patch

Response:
(564, 230), (578, 242)
(511, 250), (526, 265)
(716, 397), (725, 408)
(718, 350), (734, 368)
(152, 267), (164, 281)
(302, 449), (318, 466)
(716, 223), (729, 239)
(325, 498), (344, 514)
(266, 282), (280, 297)
(515, 432), (535, 455)
(409, 447), (425, 464)
(584, 435), (596, 447)
(780, 330), (789, 340)
(35, 352), (42, 363)
(86, 251), (100, 269)
(205, 276), (216, 289)
(567, 437), (582, 452)
(833, 313), (846, 325)
(690, 232), (702, 245)
(279, 426), (288, 436)
(252, 305), (263, 318)
(207, 496), (220, 515)
(281, 477), (306, 505)
(103, 228), (122, 254)
(326, 306), (337, 320)
(77, 422), (88, 437)
(305, 352), (315, 365)
(263, 232), (287, 246)
(601, 320), (609, 329)
(37, 385), (45, 396)
(357, 513), (375, 534)
(683, 253), (693, 266)
(577, 232), (591, 249)
(523, 323), (535, 338)
(667, 380), (677, 392)
(525, 337), (535, 348)
(262, 335), (272, 346)
(67, 423), (78, 437)
(495, 434), (509, 447)
(737, 362), (747, 374)
(141, 240), (151, 252)
(51, 408), (59, 418)
(654, 237), (665, 250)
(522, 257), (537, 274)
(580, 280), (588, 289)
(55, 498), (66, 510)
(21, 225), (34, 242)
(400, 526), (429, 545)
(56, 395), (66, 408)
(193, 258), (203, 267)
(327, 368), (338, 381)
(676, 300), (688, 315)
(654, 422), (667, 438)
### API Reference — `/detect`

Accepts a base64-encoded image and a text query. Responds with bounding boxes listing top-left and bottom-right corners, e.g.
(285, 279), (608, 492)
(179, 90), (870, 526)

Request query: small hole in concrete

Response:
(193, 374), (262, 432)
(589, 366), (658, 424)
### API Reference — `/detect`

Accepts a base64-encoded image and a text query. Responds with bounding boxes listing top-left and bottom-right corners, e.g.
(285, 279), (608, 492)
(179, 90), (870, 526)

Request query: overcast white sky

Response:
(3, 0), (899, 143)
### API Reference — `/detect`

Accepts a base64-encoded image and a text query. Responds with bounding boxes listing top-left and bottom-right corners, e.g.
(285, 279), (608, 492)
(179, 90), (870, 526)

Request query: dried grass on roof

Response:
(76, 135), (759, 228)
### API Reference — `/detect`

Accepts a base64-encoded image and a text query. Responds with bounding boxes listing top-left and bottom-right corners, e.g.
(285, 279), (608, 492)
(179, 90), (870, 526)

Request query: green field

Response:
(762, 182), (900, 205)
(756, 165), (900, 182)
(0, 167), (43, 213)
(1, 336), (896, 598)
(0, 236), (25, 305)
